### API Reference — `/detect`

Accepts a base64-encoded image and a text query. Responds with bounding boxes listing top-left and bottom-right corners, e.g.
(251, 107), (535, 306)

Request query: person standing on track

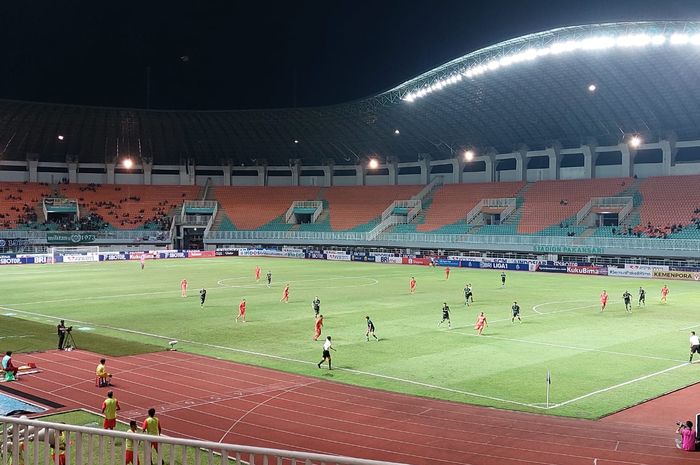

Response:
(236, 298), (246, 323)
(101, 390), (120, 430)
(317, 336), (336, 370)
(313, 314), (324, 341)
(365, 316), (379, 341)
(180, 278), (188, 298)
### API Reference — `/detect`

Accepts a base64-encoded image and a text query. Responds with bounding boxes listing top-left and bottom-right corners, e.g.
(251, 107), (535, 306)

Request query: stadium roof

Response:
(2, 21), (700, 166)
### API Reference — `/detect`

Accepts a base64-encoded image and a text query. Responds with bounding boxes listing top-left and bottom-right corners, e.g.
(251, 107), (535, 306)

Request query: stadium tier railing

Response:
(205, 229), (700, 253)
(0, 230), (172, 242)
(0, 416), (409, 465)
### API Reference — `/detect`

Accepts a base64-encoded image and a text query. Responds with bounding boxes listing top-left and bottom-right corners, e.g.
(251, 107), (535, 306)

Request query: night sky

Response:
(0, 0), (698, 110)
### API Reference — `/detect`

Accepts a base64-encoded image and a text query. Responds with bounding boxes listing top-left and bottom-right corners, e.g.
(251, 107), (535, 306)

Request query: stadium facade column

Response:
(106, 161), (116, 184)
(483, 153), (496, 182)
(618, 143), (634, 177)
(581, 143), (598, 178)
(451, 156), (463, 183)
(659, 136), (677, 176)
(180, 160), (196, 185)
(290, 159), (301, 186)
(418, 154), (431, 184)
(221, 164), (231, 186)
(546, 144), (561, 180)
(66, 158), (78, 184)
(26, 155), (39, 183)
(386, 157), (398, 185)
(355, 163), (365, 185)
(514, 149), (527, 182)
(322, 161), (333, 187)
(142, 159), (153, 185)
(256, 163), (268, 186)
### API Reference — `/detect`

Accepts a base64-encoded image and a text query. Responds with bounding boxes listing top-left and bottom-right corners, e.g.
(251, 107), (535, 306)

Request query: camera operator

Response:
(675, 420), (696, 451)
(57, 320), (67, 350)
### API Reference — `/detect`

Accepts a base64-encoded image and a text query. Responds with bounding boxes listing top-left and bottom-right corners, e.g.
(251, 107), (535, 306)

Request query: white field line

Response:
(1, 295), (693, 411)
(0, 305), (546, 410)
(547, 362), (689, 409)
(216, 275), (379, 290)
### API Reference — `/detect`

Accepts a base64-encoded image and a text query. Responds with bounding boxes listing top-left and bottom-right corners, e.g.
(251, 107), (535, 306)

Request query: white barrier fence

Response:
(1, 416), (410, 465)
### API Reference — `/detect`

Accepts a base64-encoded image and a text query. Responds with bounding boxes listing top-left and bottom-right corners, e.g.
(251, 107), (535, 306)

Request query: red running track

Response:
(4, 349), (700, 465)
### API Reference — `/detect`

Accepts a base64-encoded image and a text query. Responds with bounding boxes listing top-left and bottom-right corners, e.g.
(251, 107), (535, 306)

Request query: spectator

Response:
(676, 420), (696, 451)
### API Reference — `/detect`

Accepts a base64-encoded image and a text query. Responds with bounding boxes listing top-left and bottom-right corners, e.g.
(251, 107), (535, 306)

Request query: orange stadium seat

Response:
(0, 182), (54, 229)
(638, 175), (700, 233)
(417, 182), (524, 232)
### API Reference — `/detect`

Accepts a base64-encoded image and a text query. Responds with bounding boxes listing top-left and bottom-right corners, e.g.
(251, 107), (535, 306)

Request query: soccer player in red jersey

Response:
(409, 277), (416, 294)
(236, 298), (246, 323)
(600, 290), (608, 311)
(313, 315), (324, 341)
(445, 267), (450, 280)
(180, 278), (188, 297)
(280, 284), (290, 303)
(474, 312), (488, 335)
(661, 284), (669, 303)
(255, 266), (261, 282)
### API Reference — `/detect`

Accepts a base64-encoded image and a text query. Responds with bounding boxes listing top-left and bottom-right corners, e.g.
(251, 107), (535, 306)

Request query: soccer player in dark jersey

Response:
(312, 296), (321, 317)
(199, 288), (207, 308)
(266, 271), (272, 288)
(623, 290), (632, 313)
(500, 272), (507, 288)
(365, 316), (378, 341)
(638, 287), (646, 307)
(464, 284), (473, 305)
(511, 301), (521, 323)
(438, 302), (451, 329)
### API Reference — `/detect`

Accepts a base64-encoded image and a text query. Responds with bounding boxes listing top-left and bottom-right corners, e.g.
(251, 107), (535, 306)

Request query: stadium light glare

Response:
(293, 139), (299, 144)
(394, 129), (400, 135)
(405, 28), (700, 103)
(57, 135), (64, 141)
(629, 136), (642, 148)
(588, 84), (597, 92)
(464, 150), (475, 161)
(122, 158), (134, 169)
(368, 158), (379, 169)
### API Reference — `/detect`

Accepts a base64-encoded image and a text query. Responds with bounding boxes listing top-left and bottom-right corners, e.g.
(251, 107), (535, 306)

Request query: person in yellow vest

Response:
(101, 390), (121, 430)
(141, 408), (162, 453)
(50, 426), (66, 465)
(96, 358), (112, 387)
(125, 420), (140, 465)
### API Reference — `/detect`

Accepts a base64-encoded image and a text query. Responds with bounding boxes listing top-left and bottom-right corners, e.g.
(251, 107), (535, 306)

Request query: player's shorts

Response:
(368, 325), (375, 332)
(103, 418), (117, 429)
(624, 299), (630, 304)
(51, 454), (66, 465)
(465, 293), (473, 299)
(692, 345), (700, 354)
(125, 450), (140, 465)
(322, 350), (331, 359)
(512, 310), (520, 316)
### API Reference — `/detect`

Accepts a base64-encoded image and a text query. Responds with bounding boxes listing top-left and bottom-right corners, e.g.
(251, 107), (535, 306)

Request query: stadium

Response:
(3, 19), (700, 465)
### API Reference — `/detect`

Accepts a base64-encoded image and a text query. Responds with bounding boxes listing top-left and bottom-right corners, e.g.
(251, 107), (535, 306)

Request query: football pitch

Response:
(2, 257), (700, 419)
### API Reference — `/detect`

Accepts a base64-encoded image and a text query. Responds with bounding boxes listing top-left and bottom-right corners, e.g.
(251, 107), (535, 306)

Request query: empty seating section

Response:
(215, 187), (319, 230)
(518, 178), (629, 234)
(59, 184), (200, 229)
(0, 182), (54, 228)
(638, 175), (700, 237)
(323, 185), (422, 231)
(417, 182), (524, 232)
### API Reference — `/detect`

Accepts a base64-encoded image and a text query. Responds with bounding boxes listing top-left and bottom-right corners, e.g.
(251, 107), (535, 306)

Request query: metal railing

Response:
(411, 177), (442, 201)
(0, 230), (172, 242)
(0, 416), (408, 465)
(285, 200), (323, 223)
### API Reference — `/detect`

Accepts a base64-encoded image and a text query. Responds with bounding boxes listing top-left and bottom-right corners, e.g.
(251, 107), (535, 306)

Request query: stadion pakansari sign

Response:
(46, 233), (96, 244)
(533, 245), (604, 255)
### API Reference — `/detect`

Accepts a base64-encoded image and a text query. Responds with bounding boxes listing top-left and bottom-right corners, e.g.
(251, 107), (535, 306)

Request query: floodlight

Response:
(629, 136), (642, 148)
(651, 35), (666, 46)
(293, 139), (299, 144)
(394, 129), (400, 135)
(122, 158), (134, 169)
(671, 33), (689, 45)
(368, 158), (379, 169)
(464, 150), (475, 162)
(57, 135), (65, 141)
(588, 84), (597, 92)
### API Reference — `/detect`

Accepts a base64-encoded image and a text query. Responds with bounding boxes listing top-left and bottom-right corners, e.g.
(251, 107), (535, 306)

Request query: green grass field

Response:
(2, 257), (699, 419)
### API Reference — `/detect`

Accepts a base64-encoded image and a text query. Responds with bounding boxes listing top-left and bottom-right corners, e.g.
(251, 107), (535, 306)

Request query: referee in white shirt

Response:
(317, 336), (336, 370)
(690, 331), (700, 363)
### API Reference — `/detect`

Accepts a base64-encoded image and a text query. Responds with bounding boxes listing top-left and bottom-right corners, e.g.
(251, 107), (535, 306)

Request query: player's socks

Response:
(317, 362), (321, 368)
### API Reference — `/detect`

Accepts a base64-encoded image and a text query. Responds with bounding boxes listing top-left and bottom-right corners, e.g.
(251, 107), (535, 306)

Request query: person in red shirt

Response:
(313, 315), (324, 341)
(409, 277), (416, 294)
(255, 266), (261, 282)
(600, 290), (608, 311)
(661, 284), (669, 303)
(236, 299), (246, 323)
(180, 278), (188, 298)
(474, 312), (488, 335)
(445, 267), (450, 280)
(280, 284), (290, 303)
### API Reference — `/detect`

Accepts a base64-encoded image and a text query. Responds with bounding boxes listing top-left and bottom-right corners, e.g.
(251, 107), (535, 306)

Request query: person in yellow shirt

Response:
(101, 391), (120, 429)
(50, 427), (66, 465)
(96, 358), (112, 387)
(141, 408), (162, 452)
(125, 420), (139, 465)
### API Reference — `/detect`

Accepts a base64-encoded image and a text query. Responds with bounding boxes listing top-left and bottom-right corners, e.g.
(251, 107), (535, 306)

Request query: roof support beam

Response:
(581, 143), (598, 179)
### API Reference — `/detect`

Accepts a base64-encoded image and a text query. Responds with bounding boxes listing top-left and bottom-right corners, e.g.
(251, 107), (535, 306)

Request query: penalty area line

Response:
(0, 305), (545, 411)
